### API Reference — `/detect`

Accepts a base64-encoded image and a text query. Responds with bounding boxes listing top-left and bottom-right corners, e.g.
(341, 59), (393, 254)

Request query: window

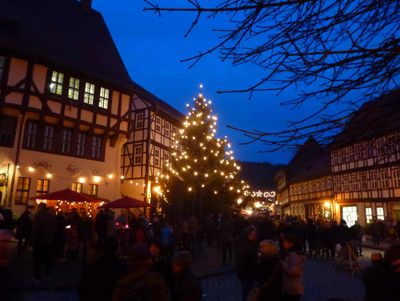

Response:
(0, 116), (17, 147)
(84, 82), (95, 105)
(24, 121), (37, 149)
(0, 56), (5, 80)
(134, 146), (142, 165)
(72, 182), (83, 193)
(61, 129), (72, 154)
(155, 117), (161, 132)
(76, 132), (86, 157)
(135, 113), (144, 129)
(365, 208), (373, 224)
(165, 122), (170, 137)
(89, 184), (98, 196)
(49, 71), (64, 95)
(154, 147), (160, 167)
(68, 77), (80, 100)
(36, 179), (50, 196)
(342, 206), (358, 227)
(43, 125), (54, 151)
(15, 177), (30, 205)
(99, 87), (110, 109)
(90, 136), (102, 160)
(377, 207), (385, 220)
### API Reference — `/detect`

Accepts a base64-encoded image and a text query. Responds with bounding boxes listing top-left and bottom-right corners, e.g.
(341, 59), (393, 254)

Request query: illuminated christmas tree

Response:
(159, 90), (248, 218)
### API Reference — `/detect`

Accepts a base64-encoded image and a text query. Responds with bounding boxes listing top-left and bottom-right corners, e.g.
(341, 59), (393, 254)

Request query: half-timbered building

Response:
(121, 86), (183, 204)
(331, 90), (400, 225)
(275, 137), (334, 220)
(0, 0), (183, 214)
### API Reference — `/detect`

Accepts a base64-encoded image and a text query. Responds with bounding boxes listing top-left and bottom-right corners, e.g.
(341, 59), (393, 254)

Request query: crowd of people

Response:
(1, 204), (400, 301)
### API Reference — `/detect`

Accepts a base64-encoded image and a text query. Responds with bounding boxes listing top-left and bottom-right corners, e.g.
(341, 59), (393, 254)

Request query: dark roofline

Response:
(129, 81), (185, 122)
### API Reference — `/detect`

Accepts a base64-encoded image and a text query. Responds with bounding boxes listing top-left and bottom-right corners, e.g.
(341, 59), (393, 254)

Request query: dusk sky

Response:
(93, 0), (326, 165)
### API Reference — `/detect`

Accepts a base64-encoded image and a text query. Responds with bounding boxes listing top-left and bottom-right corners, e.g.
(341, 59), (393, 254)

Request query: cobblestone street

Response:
(15, 257), (366, 301)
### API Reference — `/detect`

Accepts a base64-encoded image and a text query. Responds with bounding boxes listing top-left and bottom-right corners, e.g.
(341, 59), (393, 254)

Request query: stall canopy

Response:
(101, 196), (151, 209)
(33, 188), (95, 203)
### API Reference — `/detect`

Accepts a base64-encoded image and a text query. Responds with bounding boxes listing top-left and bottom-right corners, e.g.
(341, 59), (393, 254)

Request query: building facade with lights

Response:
(0, 0), (182, 215)
(331, 90), (400, 226)
(275, 91), (400, 226)
(280, 137), (334, 220)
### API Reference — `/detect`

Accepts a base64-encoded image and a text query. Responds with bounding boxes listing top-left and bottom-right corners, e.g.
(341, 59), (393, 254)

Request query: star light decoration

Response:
(156, 88), (249, 204)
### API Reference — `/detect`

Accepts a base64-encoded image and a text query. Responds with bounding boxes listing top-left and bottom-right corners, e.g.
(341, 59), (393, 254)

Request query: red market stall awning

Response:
(82, 193), (109, 203)
(100, 196), (151, 209)
(32, 188), (95, 203)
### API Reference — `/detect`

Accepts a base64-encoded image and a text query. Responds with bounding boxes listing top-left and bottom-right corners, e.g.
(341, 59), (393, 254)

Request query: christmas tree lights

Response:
(158, 89), (248, 217)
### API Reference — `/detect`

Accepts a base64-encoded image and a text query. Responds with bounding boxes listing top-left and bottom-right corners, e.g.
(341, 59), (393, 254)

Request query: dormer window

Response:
(68, 77), (80, 100)
(84, 82), (95, 105)
(99, 87), (110, 109)
(49, 71), (64, 95)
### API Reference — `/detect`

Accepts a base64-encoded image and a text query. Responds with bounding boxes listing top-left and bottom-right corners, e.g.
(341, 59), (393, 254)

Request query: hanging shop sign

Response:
(244, 190), (276, 199)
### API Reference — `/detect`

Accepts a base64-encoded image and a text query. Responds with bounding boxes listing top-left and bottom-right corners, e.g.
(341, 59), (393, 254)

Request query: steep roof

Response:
(130, 81), (184, 122)
(286, 136), (330, 183)
(332, 89), (400, 148)
(0, 0), (184, 121)
(0, 0), (132, 90)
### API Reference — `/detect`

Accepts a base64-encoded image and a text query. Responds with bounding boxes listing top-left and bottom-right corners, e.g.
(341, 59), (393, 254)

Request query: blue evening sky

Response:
(93, 0), (332, 164)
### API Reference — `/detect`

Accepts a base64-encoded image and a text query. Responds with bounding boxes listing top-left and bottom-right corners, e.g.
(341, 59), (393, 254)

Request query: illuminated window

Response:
(134, 146), (142, 165)
(99, 87), (110, 109)
(76, 132), (86, 157)
(0, 56), (5, 80)
(72, 182), (83, 193)
(377, 207), (385, 220)
(90, 136), (102, 160)
(24, 121), (38, 149)
(49, 71), (64, 95)
(365, 207), (373, 224)
(16, 177), (30, 205)
(342, 206), (358, 227)
(68, 77), (80, 100)
(36, 179), (50, 196)
(43, 125), (54, 151)
(89, 184), (98, 196)
(84, 82), (95, 105)
(61, 129), (72, 154)
(135, 113), (144, 129)
(0, 116), (17, 147)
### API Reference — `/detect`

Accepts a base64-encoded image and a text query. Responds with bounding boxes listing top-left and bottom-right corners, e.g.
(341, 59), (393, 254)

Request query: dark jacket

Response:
(256, 254), (283, 301)
(363, 260), (400, 301)
(16, 211), (32, 239)
(79, 254), (125, 301)
(234, 235), (258, 281)
(171, 269), (202, 301)
(31, 208), (56, 247)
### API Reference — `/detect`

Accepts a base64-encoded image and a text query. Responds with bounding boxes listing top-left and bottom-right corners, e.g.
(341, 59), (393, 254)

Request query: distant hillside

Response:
(239, 161), (286, 190)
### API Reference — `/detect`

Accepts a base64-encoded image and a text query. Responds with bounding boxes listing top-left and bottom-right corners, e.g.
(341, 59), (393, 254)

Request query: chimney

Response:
(81, 0), (92, 10)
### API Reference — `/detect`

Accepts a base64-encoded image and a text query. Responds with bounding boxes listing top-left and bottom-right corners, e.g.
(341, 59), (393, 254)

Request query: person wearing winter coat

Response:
(281, 234), (305, 301)
(363, 242), (400, 301)
(15, 208), (32, 259)
(218, 215), (234, 265)
(30, 203), (57, 280)
(170, 251), (202, 301)
(255, 240), (283, 301)
(234, 226), (258, 301)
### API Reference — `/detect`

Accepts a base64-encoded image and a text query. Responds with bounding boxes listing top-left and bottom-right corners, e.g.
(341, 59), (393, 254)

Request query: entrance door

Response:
(341, 206), (358, 227)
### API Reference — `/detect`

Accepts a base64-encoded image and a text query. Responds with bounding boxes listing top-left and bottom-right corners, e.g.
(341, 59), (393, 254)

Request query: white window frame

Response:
(376, 207), (385, 220)
(134, 145), (142, 165)
(99, 87), (110, 109)
(365, 207), (373, 224)
(68, 77), (80, 100)
(49, 71), (64, 95)
(84, 82), (95, 105)
(135, 113), (144, 129)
